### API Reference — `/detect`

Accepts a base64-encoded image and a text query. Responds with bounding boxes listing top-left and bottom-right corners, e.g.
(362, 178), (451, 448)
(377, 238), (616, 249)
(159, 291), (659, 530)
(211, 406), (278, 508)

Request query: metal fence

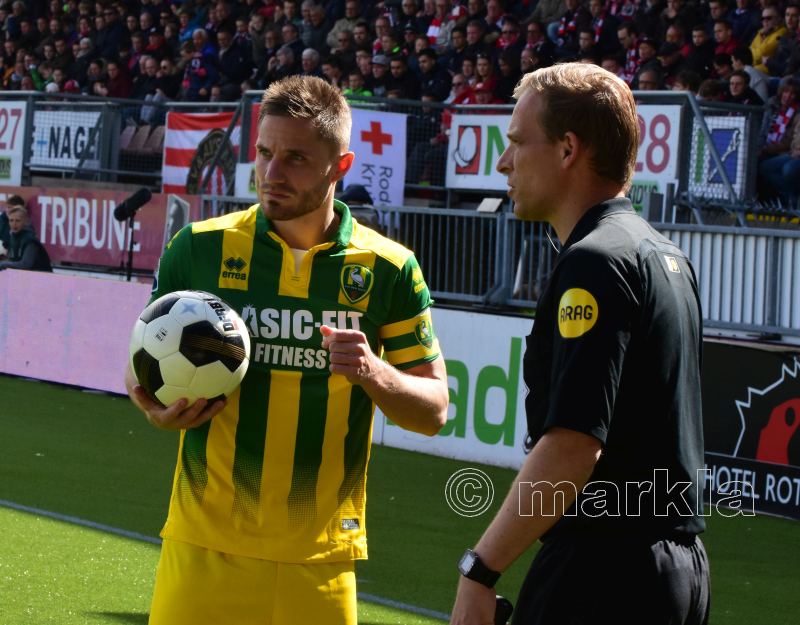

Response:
(7, 90), (800, 338)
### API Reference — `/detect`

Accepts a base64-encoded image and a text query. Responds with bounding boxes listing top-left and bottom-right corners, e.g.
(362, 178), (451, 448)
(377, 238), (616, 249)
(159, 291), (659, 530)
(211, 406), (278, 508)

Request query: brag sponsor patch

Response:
(557, 288), (598, 338)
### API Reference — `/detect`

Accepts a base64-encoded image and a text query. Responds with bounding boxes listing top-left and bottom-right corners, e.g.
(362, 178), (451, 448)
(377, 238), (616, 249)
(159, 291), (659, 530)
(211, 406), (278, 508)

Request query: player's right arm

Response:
(125, 224), (226, 429)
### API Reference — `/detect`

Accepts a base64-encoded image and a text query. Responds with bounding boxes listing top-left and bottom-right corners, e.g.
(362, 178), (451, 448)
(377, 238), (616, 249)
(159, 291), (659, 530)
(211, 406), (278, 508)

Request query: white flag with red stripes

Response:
(162, 112), (241, 195)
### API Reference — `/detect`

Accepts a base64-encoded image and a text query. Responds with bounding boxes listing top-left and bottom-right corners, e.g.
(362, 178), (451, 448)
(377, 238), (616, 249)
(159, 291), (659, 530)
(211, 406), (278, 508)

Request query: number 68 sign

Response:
(0, 101), (27, 186)
(629, 105), (682, 204)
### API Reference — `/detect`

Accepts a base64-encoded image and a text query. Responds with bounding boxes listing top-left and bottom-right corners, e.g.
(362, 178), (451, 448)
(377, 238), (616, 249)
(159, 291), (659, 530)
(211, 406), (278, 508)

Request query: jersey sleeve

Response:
(378, 254), (440, 370)
(149, 224), (193, 304)
(543, 247), (639, 444)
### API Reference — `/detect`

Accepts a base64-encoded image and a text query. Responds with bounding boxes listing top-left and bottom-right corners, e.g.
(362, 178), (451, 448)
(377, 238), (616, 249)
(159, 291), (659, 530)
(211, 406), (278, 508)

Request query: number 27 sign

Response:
(0, 101), (27, 186)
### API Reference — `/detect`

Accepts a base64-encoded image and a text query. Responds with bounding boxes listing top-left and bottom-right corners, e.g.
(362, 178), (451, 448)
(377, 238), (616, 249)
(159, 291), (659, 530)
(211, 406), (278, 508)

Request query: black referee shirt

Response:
(525, 198), (706, 538)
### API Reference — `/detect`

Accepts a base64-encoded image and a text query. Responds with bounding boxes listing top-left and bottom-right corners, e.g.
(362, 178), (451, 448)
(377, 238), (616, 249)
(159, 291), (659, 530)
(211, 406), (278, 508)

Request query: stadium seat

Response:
(123, 124), (152, 153)
(118, 124), (137, 151)
(142, 125), (165, 155)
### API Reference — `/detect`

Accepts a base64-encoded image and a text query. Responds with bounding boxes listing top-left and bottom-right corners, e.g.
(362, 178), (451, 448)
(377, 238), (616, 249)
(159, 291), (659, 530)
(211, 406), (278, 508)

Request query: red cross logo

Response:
(361, 121), (392, 155)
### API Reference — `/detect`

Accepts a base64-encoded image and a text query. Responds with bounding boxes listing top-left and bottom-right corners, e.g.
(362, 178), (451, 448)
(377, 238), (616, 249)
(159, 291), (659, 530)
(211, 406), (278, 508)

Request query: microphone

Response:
(114, 187), (152, 221)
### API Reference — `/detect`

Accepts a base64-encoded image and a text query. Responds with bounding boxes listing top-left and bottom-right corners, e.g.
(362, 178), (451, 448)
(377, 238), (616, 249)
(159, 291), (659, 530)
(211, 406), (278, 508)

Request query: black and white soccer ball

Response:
(129, 290), (251, 407)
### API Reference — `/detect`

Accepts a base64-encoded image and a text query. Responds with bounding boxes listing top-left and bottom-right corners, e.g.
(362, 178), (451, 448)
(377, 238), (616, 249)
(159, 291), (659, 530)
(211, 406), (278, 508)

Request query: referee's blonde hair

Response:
(514, 63), (640, 190)
(259, 75), (352, 155)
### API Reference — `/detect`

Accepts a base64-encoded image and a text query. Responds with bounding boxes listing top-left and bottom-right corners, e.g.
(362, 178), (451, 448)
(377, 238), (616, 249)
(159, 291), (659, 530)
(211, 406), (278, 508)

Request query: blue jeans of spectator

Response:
(759, 154), (800, 205)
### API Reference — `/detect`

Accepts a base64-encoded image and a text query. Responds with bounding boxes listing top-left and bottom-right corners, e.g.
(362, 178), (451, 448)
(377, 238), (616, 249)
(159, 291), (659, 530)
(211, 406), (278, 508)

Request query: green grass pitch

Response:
(0, 375), (798, 624)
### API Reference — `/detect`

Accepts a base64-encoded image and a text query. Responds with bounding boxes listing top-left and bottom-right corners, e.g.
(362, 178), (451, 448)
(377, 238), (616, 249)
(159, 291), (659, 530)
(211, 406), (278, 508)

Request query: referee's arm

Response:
(450, 426), (601, 625)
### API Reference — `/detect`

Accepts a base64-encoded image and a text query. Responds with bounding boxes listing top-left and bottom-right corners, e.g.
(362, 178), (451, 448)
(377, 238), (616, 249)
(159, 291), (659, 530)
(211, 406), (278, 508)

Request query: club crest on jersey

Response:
(415, 317), (434, 348)
(340, 264), (374, 303)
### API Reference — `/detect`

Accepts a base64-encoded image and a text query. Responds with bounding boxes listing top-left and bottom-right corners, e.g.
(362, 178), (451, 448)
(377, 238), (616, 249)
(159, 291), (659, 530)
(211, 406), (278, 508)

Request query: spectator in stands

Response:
(714, 19), (739, 58)
(301, 2), (330, 56)
(155, 57), (182, 100)
(732, 46), (769, 101)
(352, 20), (372, 50)
(673, 68), (702, 92)
(249, 13), (268, 66)
(632, 37), (660, 87)
(706, 0), (733, 35)
(372, 15), (392, 55)
(530, 0), (566, 42)
(577, 28), (600, 61)
(637, 67), (663, 89)
(407, 91), (445, 184)
(496, 48), (521, 101)
(180, 40), (219, 101)
(445, 72), (475, 103)
(554, 0), (591, 59)
(658, 41), (687, 88)
(758, 99), (800, 204)
(714, 53), (734, 81)
(342, 67), (372, 96)
(379, 30), (403, 58)
(95, 59), (133, 98)
(731, 0), (760, 47)
(686, 23), (715, 78)
(102, 4), (127, 53)
(461, 54), (477, 85)
(727, 69), (764, 104)
(427, 0), (460, 53)
(665, 23), (691, 56)
(0, 206), (52, 273)
(0, 194), (24, 258)
(217, 28), (253, 100)
(465, 18), (490, 58)
(588, 0), (621, 58)
(388, 54), (421, 99)
(321, 55), (345, 89)
(52, 36), (74, 72)
(132, 55), (159, 99)
(417, 48), (454, 102)
(698, 77), (727, 100)
(496, 15), (524, 60)
(636, 0), (666, 41)
(473, 51), (497, 93)
(660, 0), (697, 43)
(327, 0), (361, 50)
(601, 54), (626, 79)
(766, 3), (800, 78)
(128, 32), (146, 77)
(71, 36), (97, 82)
(262, 44), (298, 87)
(760, 79), (800, 150)
(331, 29), (356, 73)
(354, 48), (371, 81)
(281, 21), (305, 60)
(617, 21), (639, 84)
(300, 47), (324, 78)
(368, 53), (390, 96)
(751, 6), (787, 74)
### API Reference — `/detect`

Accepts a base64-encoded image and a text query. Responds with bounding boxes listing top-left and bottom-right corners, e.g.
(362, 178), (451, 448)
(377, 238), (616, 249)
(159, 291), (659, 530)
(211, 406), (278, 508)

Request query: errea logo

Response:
(222, 256), (247, 280)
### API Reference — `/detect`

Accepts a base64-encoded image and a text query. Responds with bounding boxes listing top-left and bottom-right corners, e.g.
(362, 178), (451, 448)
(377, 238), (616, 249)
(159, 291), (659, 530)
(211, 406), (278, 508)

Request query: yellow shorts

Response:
(148, 538), (357, 625)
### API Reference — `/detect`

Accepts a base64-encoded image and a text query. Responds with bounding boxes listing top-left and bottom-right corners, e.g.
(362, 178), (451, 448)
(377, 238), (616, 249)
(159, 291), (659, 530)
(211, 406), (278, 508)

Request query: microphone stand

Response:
(126, 213), (136, 282)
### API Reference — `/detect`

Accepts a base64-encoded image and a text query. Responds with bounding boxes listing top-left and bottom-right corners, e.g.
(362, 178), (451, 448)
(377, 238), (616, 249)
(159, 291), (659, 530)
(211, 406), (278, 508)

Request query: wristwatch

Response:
(458, 549), (501, 588)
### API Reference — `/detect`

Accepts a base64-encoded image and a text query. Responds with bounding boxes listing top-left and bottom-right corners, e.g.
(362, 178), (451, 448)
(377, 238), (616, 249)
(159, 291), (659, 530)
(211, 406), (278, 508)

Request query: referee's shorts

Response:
(512, 533), (710, 625)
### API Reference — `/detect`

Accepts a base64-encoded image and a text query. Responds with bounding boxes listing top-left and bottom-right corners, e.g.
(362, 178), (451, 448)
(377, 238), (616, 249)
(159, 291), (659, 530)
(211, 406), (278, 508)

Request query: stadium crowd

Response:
(0, 0), (798, 199)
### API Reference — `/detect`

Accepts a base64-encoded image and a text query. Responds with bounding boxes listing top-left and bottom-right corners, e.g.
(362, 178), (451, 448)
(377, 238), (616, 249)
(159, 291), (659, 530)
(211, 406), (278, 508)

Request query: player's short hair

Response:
(258, 75), (351, 153)
(513, 63), (639, 189)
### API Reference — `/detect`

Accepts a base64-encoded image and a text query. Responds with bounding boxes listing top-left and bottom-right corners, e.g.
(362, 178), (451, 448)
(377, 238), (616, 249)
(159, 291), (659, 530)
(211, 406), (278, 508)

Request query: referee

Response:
(450, 63), (710, 624)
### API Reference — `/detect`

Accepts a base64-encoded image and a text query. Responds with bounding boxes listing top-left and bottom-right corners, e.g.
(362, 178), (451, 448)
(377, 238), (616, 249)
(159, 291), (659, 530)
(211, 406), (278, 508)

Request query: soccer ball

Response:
(129, 290), (251, 407)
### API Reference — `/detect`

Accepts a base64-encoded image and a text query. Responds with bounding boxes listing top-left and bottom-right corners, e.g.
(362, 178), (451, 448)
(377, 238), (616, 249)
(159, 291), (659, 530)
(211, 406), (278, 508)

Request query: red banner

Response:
(1, 186), (201, 272)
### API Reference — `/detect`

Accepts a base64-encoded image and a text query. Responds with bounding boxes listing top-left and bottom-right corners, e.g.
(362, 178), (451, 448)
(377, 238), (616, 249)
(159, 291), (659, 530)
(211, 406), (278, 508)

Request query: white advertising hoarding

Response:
(31, 110), (101, 169)
(343, 108), (407, 206)
(445, 105), (683, 210)
(0, 101), (27, 185)
(374, 308), (531, 469)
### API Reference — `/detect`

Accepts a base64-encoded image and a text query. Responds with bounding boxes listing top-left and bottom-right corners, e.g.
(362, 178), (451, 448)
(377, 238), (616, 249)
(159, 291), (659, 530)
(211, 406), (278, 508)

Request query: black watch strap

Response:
(458, 549), (501, 588)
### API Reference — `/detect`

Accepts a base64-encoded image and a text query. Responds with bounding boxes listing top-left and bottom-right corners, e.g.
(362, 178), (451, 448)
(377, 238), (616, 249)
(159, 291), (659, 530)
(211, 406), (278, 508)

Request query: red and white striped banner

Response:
(162, 112), (241, 195)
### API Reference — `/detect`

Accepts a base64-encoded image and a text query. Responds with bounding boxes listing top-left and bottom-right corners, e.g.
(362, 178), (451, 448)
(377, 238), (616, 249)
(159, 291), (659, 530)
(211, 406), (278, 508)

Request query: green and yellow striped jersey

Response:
(150, 201), (439, 563)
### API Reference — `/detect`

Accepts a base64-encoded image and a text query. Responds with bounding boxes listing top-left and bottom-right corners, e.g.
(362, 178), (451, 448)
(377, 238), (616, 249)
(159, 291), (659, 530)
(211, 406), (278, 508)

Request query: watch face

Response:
(458, 550), (476, 574)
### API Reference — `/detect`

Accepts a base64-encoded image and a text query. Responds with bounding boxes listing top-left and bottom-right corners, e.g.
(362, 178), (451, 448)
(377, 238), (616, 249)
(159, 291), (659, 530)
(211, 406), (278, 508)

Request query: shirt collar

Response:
(562, 197), (634, 251)
(255, 199), (354, 249)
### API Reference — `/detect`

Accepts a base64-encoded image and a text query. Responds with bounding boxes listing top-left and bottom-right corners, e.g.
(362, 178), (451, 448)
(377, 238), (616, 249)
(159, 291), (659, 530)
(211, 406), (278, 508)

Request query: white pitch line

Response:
(0, 499), (450, 622)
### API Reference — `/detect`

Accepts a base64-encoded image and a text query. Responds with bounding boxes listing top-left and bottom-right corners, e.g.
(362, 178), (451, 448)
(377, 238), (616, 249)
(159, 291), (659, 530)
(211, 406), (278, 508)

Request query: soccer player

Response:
(449, 63), (710, 624)
(124, 75), (449, 625)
